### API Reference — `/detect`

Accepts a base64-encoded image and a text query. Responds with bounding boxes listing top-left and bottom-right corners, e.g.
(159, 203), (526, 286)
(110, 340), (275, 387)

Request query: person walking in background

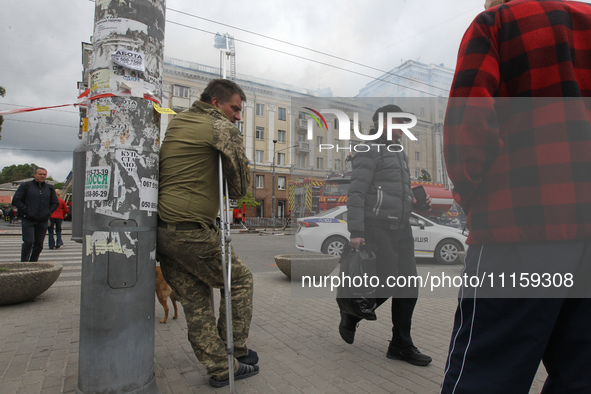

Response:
(12, 167), (58, 262)
(441, 0), (591, 392)
(8, 208), (17, 224)
(48, 189), (69, 249)
(341, 104), (433, 367)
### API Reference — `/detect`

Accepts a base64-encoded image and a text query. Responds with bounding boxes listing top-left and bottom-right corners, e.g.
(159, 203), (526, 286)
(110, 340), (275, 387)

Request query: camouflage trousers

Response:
(157, 225), (253, 380)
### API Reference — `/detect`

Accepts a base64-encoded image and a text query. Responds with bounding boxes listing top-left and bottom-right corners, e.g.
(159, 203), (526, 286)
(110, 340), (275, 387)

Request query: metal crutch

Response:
(218, 154), (235, 392)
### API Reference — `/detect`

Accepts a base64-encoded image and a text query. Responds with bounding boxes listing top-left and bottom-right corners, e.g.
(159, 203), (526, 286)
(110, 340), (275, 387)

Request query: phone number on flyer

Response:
(85, 190), (108, 199)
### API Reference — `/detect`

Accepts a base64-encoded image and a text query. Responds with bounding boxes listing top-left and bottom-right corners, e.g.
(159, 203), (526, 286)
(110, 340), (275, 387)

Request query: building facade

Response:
(161, 58), (454, 218)
(357, 60), (454, 186)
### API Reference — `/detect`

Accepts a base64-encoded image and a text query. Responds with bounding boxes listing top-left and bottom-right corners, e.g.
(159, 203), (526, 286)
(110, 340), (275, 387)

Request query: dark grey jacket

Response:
(347, 137), (414, 238)
(12, 180), (58, 222)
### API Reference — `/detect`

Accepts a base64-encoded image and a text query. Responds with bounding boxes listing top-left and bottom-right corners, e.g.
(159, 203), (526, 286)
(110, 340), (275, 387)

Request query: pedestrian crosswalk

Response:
(0, 235), (82, 287)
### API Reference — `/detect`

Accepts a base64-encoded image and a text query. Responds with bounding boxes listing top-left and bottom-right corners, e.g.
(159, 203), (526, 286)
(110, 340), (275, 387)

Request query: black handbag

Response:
(336, 243), (378, 320)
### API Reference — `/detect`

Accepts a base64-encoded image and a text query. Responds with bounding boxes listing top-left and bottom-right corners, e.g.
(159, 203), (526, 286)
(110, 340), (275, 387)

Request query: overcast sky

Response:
(0, 0), (533, 181)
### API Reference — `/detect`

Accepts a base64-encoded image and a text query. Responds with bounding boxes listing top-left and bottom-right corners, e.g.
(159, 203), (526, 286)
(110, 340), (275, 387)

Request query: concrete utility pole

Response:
(77, 1), (165, 393)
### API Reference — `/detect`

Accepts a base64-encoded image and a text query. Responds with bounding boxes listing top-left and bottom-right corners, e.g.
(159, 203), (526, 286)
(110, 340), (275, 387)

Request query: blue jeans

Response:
(21, 218), (48, 262)
(48, 218), (63, 249)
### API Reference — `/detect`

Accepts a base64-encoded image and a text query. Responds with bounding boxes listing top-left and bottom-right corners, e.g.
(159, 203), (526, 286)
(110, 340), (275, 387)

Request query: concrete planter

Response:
(0, 262), (63, 306)
(274, 254), (339, 279)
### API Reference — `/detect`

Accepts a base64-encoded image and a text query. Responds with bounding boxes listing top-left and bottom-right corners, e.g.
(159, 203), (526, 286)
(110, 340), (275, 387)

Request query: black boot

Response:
(339, 312), (359, 344)
(386, 341), (432, 366)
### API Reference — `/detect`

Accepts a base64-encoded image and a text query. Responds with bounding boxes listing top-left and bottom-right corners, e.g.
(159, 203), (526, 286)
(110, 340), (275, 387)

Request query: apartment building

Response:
(161, 57), (453, 218)
(357, 60), (454, 185)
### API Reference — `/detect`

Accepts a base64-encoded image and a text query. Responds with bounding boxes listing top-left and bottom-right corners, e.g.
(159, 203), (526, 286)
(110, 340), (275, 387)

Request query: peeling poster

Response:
(139, 177), (158, 212)
(111, 49), (145, 72)
(85, 166), (111, 201)
(116, 149), (138, 173)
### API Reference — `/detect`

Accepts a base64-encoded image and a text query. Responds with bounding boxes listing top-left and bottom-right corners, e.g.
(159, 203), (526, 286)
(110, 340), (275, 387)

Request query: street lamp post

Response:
(272, 139), (277, 224)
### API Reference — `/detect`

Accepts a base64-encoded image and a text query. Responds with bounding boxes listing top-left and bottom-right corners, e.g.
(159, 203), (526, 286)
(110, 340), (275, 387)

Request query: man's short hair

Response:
(372, 104), (403, 126)
(34, 167), (47, 174)
(200, 79), (247, 104)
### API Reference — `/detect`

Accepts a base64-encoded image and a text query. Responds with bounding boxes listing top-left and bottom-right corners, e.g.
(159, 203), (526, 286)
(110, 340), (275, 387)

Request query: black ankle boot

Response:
(386, 342), (432, 366)
(339, 312), (359, 344)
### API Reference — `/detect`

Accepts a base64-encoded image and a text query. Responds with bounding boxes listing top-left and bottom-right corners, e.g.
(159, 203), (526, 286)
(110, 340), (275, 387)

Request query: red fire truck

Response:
(318, 175), (454, 216)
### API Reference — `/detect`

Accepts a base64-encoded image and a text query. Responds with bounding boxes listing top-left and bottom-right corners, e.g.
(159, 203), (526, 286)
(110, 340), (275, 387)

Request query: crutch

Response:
(218, 154), (235, 392)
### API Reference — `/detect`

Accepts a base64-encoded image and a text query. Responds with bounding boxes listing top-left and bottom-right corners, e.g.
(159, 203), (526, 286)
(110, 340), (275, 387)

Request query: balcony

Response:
(296, 141), (311, 154)
(297, 119), (308, 129)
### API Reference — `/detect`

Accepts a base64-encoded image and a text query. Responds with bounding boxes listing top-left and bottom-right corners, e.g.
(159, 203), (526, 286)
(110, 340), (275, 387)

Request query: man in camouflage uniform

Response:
(157, 79), (258, 387)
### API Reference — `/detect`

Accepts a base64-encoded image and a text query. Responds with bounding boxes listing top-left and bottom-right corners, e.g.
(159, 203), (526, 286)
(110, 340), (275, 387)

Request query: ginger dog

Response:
(156, 266), (178, 324)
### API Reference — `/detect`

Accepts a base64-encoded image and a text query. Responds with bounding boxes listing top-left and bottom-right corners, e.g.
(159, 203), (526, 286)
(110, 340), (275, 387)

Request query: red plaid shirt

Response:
(445, 0), (591, 244)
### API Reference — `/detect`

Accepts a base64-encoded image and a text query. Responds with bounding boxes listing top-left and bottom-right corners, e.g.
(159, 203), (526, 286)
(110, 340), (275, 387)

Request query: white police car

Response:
(295, 205), (468, 264)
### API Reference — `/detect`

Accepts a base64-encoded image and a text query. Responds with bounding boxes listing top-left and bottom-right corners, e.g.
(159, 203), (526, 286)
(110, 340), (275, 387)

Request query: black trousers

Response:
(441, 241), (591, 393)
(349, 225), (419, 348)
(21, 218), (48, 262)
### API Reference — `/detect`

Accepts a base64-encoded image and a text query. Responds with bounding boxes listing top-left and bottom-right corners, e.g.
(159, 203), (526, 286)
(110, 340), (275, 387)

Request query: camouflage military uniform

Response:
(157, 100), (252, 380)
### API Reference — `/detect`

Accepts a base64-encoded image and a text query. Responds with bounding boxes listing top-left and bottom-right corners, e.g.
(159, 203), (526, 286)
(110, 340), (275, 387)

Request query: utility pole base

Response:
(77, 374), (160, 394)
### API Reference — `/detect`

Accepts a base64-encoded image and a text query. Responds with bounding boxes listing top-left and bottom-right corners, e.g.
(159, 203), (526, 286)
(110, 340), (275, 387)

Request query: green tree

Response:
(0, 163), (39, 184)
(236, 192), (260, 207)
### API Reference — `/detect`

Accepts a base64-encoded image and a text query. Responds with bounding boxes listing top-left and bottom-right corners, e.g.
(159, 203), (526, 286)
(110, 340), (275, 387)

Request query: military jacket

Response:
(158, 100), (250, 224)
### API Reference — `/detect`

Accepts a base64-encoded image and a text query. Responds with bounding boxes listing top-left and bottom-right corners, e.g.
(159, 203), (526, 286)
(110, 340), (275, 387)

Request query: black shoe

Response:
(209, 362), (259, 388)
(55, 244), (61, 249)
(236, 349), (258, 366)
(339, 312), (359, 344)
(49, 247), (54, 250)
(386, 344), (432, 366)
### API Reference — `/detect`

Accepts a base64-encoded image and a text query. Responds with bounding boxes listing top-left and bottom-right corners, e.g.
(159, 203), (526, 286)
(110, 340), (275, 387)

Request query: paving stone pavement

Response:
(0, 234), (548, 393)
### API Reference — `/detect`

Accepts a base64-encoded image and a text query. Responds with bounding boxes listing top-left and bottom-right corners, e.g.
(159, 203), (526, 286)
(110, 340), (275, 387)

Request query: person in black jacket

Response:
(12, 168), (58, 262)
(340, 105), (432, 366)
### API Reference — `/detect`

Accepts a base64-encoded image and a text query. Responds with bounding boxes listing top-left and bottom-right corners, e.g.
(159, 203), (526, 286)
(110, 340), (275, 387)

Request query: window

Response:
(335, 159), (341, 171)
(415, 152), (420, 161)
(256, 200), (264, 218)
(277, 130), (286, 143)
(278, 176), (286, 190)
(236, 121), (244, 135)
(278, 107), (286, 121)
(415, 169), (421, 178)
(420, 107), (425, 116)
(277, 201), (285, 218)
(298, 111), (307, 120)
(256, 126), (264, 140)
(256, 103), (264, 116)
(255, 150), (264, 163)
(256, 175), (264, 189)
(173, 85), (190, 98)
(317, 157), (324, 169)
(298, 155), (306, 168)
(277, 153), (286, 166)
(317, 136), (323, 146)
(334, 118), (339, 129)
